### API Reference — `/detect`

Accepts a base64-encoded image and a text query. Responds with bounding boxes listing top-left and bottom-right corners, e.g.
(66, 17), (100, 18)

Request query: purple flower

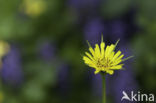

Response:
(38, 41), (56, 62)
(68, 0), (102, 23)
(113, 70), (137, 103)
(68, 0), (101, 10)
(90, 70), (115, 99)
(84, 18), (106, 45)
(90, 70), (102, 98)
(105, 74), (114, 95)
(57, 63), (70, 96)
(112, 45), (138, 103)
(1, 45), (23, 87)
(109, 20), (127, 42)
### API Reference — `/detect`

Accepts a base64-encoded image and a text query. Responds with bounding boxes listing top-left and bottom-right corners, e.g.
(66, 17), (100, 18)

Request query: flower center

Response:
(96, 58), (112, 70)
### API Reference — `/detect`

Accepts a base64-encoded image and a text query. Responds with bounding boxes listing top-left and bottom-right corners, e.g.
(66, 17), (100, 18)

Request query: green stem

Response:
(101, 73), (106, 103)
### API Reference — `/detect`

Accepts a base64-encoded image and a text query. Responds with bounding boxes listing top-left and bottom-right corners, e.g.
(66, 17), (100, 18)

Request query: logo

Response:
(121, 91), (155, 102)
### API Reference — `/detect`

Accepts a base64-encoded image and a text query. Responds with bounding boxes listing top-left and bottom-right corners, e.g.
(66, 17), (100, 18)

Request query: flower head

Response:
(21, 0), (46, 17)
(84, 18), (105, 45)
(83, 36), (132, 75)
(0, 41), (10, 58)
(38, 41), (56, 62)
(0, 92), (3, 103)
(0, 40), (10, 68)
(1, 45), (23, 86)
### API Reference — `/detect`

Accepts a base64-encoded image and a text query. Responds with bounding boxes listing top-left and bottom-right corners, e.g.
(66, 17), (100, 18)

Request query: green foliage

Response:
(0, 0), (156, 103)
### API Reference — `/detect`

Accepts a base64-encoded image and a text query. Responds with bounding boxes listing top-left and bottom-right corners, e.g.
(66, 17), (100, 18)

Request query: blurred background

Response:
(0, 0), (156, 103)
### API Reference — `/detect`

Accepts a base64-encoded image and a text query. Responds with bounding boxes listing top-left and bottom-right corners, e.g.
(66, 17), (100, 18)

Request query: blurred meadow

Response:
(0, 0), (156, 103)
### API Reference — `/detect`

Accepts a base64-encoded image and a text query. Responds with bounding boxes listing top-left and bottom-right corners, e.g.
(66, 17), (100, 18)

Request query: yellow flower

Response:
(0, 41), (10, 57)
(0, 92), (4, 103)
(0, 40), (10, 68)
(83, 37), (130, 75)
(21, 0), (46, 17)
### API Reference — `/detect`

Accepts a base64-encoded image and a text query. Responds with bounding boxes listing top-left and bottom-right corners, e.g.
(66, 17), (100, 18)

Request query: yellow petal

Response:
(100, 42), (105, 58)
(106, 70), (114, 75)
(105, 45), (110, 57)
(89, 47), (95, 57)
(85, 52), (94, 61)
(116, 54), (124, 60)
(88, 64), (96, 68)
(94, 44), (100, 58)
(112, 50), (121, 61)
(94, 69), (100, 74)
(109, 52), (115, 59)
(110, 65), (123, 70)
(83, 56), (93, 64)
(107, 44), (115, 57)
(112, 59), (122, 66)
(112, 54), (124, 64)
